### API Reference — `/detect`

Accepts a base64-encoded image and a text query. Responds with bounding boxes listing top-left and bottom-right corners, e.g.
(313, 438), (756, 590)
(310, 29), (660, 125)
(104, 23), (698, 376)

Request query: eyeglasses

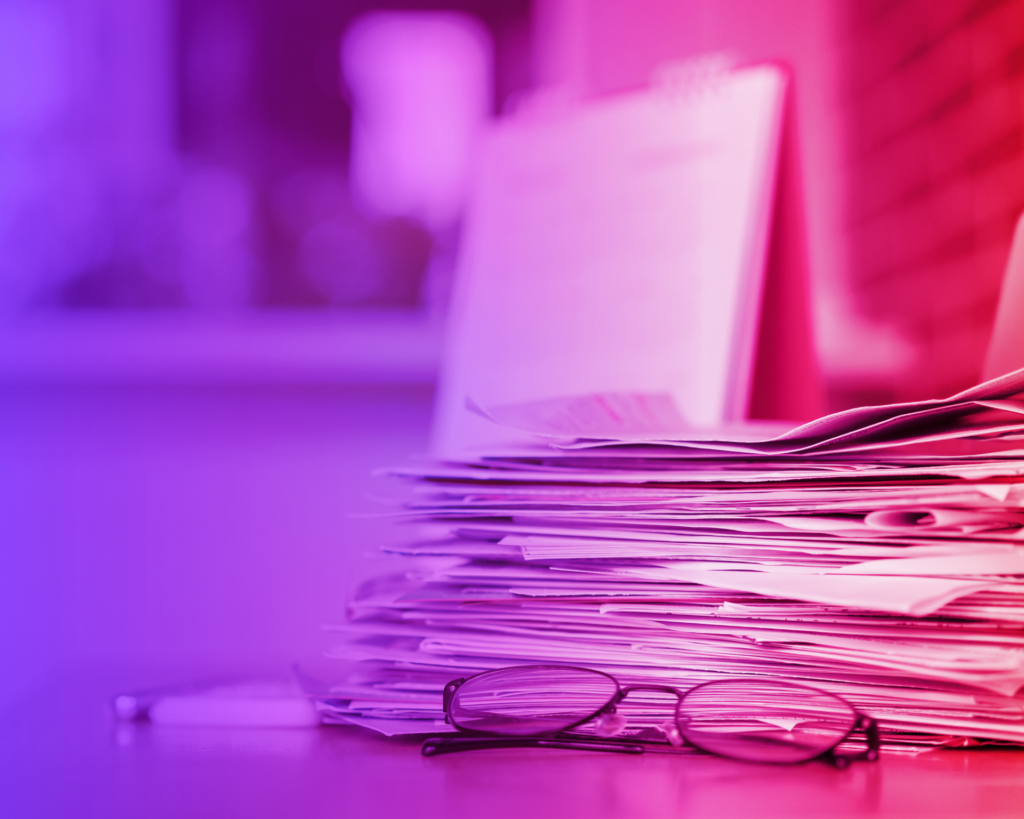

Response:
(421, 665), (879, 767)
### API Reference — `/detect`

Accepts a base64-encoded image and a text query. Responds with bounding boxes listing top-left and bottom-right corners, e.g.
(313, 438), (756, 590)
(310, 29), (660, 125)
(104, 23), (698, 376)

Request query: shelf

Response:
(0, 310), (442, 383)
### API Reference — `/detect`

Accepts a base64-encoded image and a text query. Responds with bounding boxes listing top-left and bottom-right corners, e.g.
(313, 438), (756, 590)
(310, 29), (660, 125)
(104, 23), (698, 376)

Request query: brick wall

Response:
(837, 0), (1024, 400)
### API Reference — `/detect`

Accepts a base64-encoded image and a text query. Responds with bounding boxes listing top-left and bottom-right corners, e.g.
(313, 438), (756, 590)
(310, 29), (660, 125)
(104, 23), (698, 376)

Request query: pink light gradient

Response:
(1, 1), (1023, 815)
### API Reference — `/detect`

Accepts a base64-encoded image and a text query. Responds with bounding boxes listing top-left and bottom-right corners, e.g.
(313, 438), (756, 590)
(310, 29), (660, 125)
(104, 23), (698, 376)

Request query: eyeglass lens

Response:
(677, 679), (858, 763)
(449, 666), (618, 735)
(449, 666), (859, 763)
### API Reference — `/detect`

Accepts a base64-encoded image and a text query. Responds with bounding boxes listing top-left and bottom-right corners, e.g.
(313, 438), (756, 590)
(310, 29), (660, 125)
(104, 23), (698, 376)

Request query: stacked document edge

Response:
(316, 368), (1024, 752)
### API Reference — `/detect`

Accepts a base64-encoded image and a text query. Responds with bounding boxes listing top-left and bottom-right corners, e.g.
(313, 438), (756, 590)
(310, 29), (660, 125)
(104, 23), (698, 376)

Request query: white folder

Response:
(433, 62), (821, 456)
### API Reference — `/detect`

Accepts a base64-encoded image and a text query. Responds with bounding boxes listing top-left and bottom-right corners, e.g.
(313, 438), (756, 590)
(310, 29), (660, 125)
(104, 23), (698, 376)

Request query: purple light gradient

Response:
(1, 1), (1021, 815)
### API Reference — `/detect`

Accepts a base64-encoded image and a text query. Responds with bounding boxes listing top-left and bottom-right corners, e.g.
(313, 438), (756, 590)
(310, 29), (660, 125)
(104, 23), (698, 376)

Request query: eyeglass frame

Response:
(422, 664), (880, 767)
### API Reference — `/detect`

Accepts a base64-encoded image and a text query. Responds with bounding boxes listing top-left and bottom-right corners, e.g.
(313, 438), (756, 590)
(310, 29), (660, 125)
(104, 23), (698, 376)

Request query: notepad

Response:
(433, 62), (795, 456)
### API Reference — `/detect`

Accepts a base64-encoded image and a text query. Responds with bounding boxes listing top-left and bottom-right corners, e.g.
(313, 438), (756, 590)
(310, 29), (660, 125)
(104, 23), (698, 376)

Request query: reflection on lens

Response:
(450, 666), (619, 735)
(677, 680), (856, 763)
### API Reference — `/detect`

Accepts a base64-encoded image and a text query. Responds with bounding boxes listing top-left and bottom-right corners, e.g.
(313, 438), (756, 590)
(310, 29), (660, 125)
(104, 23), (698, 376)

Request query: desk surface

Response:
(3, 680), (1024, 819)
(2, 383), (1023, 818)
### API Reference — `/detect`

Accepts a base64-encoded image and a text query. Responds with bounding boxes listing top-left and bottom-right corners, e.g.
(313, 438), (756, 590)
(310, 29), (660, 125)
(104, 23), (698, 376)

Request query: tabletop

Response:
(3, 677), (1023, 819)
(2, 382), (1023, 818)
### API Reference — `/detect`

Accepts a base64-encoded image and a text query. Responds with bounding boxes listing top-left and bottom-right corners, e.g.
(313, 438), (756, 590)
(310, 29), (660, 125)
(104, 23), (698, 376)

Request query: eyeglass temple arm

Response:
(422, 735), (646, 757)
(825, 715), (880, 768)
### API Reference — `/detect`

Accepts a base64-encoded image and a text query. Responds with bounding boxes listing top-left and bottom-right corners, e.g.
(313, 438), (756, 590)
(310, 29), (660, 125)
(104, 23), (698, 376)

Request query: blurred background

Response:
(3, 0), (1024, 713)
(2, 0), (1023, 398)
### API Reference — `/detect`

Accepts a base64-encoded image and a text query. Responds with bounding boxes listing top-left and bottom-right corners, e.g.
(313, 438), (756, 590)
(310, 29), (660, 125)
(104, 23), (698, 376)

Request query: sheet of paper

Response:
(470, 366), (1024, 455)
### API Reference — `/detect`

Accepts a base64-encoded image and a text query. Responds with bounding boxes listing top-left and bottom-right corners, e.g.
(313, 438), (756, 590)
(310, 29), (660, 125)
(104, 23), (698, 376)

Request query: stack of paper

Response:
(317, 368), (1024, 750)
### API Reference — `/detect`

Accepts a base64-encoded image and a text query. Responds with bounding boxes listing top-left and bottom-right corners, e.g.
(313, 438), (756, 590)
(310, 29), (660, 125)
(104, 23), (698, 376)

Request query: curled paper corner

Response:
(973, 483), (1014, 502)
(466, 392), (692, 439)
(321, 713), (456, 737)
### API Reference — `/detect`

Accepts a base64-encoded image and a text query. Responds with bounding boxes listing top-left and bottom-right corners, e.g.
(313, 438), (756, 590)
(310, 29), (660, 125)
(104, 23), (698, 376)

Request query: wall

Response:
(836, 0), (1024, 400)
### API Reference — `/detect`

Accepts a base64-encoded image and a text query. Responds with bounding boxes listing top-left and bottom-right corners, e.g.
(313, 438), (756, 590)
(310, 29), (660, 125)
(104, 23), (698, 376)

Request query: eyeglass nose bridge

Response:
(597, 683), (685, 718)
(613, 683), (685, 707)
(596, 684), (686, 743)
